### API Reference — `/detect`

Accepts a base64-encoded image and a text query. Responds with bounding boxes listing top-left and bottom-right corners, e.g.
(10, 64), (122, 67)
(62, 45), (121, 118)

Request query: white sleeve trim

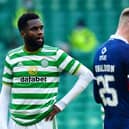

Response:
(0, 84), (11, 129)
(55, 64), (94, 110)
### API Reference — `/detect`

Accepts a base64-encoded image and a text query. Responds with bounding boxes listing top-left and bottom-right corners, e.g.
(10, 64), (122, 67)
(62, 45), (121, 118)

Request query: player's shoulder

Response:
(43, 45), (67, 57)
(120, 41), (129, 50)
(42, 45), (66, 56)
(43, 45), (59, 51)
(108, 38), (129, 49)
(7, 46), (23, 57)
(96, 38), (129, 53)
(113, 39), (129, 54)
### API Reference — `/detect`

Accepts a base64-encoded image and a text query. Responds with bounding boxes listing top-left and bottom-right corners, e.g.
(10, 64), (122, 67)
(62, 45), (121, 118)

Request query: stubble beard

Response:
(25, 37), (44, 51)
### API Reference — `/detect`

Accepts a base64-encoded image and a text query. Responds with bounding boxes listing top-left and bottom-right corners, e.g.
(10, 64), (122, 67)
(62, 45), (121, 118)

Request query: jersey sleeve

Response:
(56, 49), (81, 75)
(2, 55), (13, 85)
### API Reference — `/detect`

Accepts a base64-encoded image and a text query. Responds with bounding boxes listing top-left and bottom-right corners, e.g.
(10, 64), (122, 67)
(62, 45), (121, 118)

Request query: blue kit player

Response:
(93, 8), (129, 129)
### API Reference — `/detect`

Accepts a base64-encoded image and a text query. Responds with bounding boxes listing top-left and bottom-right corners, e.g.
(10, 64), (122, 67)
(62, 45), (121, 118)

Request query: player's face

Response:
(23, 19), (44, 51)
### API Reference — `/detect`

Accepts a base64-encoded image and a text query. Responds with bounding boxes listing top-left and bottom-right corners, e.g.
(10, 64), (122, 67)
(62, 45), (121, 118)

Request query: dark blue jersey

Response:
(93, 36), (129, 120)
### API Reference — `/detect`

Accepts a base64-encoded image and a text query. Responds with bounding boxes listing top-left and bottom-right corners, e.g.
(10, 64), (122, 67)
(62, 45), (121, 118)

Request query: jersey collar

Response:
(110, 34), (129, 44)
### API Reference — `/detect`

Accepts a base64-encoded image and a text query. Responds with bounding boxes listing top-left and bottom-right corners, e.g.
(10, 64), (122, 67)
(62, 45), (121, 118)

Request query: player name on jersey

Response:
(95, 64), (115, 72)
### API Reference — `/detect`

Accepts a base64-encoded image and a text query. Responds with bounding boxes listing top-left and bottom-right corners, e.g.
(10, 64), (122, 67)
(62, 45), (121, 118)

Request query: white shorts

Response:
(8, 118), (58, 129)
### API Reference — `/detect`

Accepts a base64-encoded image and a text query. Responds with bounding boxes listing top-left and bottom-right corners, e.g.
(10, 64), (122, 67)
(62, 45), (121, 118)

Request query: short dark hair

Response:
(17, 13), (39, 32)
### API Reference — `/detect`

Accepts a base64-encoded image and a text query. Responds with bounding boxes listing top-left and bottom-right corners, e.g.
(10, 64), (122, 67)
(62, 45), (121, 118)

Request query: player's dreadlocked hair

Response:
(17, 13), (39, 32)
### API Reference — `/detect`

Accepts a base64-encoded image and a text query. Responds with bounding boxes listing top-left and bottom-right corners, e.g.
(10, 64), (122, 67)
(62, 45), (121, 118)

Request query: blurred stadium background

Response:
(0, 0), (129, 129)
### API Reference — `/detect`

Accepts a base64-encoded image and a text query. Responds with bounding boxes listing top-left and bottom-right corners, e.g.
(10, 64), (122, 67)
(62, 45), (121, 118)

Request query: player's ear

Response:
(20, 30), (26, 37)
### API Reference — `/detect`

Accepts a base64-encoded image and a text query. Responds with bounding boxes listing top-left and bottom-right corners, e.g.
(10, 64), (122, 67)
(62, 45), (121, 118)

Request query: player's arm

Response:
(55, 64), (94, 110)
(0, 83), (11, 129)
(0, 54), (13, 129)
(45, 64), (94, 121)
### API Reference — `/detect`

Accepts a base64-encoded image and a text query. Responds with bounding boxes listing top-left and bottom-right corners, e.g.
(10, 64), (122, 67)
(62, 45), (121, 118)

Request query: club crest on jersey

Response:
(41, 59), (48, 67)
(28, 66), (38, 75)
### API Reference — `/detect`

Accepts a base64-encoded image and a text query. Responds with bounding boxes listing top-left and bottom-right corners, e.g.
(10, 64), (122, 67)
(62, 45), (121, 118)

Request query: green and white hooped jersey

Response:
(3, 45), (81, 126)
